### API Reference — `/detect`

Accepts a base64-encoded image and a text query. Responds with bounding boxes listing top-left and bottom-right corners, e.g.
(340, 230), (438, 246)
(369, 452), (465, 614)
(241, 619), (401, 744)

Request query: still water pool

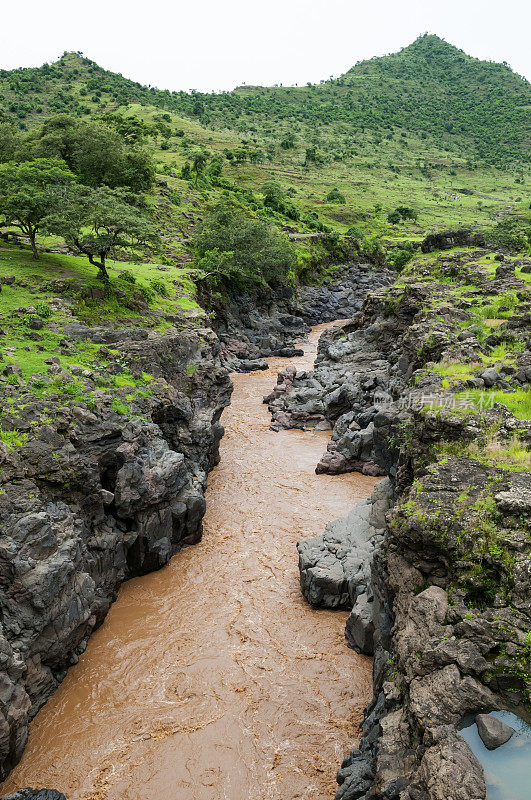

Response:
(459, 710), (531, 800)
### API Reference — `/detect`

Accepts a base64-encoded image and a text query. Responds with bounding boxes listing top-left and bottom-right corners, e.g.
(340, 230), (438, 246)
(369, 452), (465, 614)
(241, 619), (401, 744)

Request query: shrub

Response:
(118, 270), (137, 284)
(149, 278), (168, 296)
(388, 206), (419, 223)
(326, 188), (346, 203)
(280, 132), (296, 149)
(387, 243), (418, 271)
(396, 206), (419, 221)
(387, 210), (401, 224)
(485, 217), (530, 252)
(35, 301), (52, 318)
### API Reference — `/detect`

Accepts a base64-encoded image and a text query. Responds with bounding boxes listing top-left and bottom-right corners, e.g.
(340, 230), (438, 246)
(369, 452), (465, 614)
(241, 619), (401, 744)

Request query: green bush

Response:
(149, 278), (168, 296)
(387, 242), (418, 270)
(326, 187), (346, 203)
(118, 270), (137, 284)
(485, 217), (530, 252)
(388, 206), (419, 224)
(35, 301), (52, 318)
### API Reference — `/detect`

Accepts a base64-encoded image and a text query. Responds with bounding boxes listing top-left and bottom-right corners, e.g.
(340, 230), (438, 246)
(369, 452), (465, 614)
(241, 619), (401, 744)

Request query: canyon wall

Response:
(0, 323), (232, 781)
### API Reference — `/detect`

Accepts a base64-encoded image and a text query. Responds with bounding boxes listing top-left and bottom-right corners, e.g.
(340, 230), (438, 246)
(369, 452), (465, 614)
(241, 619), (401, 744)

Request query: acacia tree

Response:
(44, 185), (159, 279)
(194, 202), (295, 290)
(0, 158), (75, 258)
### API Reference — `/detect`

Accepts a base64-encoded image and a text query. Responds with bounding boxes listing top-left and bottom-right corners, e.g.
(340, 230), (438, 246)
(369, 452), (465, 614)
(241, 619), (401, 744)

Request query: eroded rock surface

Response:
(215, 263), (393, 372)
(298, 478), (393, 654)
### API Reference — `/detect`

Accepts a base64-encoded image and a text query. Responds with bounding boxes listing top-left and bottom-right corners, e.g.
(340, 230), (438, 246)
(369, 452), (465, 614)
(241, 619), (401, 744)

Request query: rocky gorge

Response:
(214, 262), (393, 372)
(0, 244), (530, 800)
(0, 255), (391, 797)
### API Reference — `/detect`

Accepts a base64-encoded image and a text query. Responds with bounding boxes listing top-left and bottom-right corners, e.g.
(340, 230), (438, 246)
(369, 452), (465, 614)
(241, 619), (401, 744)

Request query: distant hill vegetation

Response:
(0, 35), (529, 168)
(0, 34), (529, 288)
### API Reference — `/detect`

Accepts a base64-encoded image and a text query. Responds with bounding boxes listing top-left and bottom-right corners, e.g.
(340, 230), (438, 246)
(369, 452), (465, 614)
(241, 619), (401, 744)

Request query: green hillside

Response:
(1, 35), (529, 168)
(0, 34), (529, 274)
(0, 33), (529, 460)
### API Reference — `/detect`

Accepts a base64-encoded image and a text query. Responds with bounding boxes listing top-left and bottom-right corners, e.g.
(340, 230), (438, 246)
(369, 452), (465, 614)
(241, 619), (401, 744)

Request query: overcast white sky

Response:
(0, 0), (529, 91)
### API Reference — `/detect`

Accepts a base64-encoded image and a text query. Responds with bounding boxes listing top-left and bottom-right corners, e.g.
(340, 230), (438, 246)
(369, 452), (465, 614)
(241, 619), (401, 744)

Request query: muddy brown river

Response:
(3, 323), (375, 800)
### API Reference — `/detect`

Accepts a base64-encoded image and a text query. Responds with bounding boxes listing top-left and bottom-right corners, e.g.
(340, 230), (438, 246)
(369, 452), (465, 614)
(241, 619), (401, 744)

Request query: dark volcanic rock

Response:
(297, 478), (393, 610)
(1, 791), (66, 800)
(284, 248), (531, 800)
(420, 229), (485, 253)
(214, 263), (393, 371)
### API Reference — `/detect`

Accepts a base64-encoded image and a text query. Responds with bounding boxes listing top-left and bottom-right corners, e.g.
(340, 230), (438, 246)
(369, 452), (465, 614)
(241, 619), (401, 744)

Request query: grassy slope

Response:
(0, 36), (529, 393)
(0, 242), (201, 381)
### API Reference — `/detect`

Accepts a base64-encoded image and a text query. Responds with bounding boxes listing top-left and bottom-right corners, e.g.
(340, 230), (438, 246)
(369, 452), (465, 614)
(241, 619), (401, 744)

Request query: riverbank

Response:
(270, 248), (530, 800)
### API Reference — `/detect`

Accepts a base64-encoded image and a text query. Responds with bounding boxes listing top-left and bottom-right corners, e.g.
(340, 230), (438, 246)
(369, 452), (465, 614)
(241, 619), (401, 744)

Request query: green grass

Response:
(456, 388), (531, 420)
(0, 429), (29, 449)
(474, 291), (521, 319)
(431, 360), (481, 387)
(0, 241), (201, 382)
(479, 340), (525, 364)
(437, 435), (531, 471)
(0, 242), (199, 315)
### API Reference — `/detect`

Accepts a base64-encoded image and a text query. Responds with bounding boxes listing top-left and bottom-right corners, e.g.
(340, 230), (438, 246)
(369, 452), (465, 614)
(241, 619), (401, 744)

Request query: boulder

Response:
(298, 479), (393, 608)
(345, 593), (375, 654)
(475, 713), (515, 750)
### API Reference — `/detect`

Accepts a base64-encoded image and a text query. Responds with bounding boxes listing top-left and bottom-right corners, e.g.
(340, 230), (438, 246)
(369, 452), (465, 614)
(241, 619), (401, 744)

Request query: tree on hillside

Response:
(194, 202), (295, 290)
(190, 149), (208, 187)
(44, 185), (159, 279)
(101, 113), (154, 143)
(485, 217), (530, 252)
(0, 121), (22, 163)
(24, 115), (155, 192)
(207, 155), (223, 177)
(280, 132), (296, 150)
(326, 187), (346, 203)
(262, 181), (285, 210)
(0, 158), (75, 258)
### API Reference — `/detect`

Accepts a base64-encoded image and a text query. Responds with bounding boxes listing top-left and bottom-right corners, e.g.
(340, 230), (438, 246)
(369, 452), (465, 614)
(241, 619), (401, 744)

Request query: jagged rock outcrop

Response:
(341, 457), (530, 800)
(297, 479), (393, 653)
(0, 325), (232, 782)
(293, 263), (394, 326)
(0, 791), (65, 800)
(266, 250), (531, 475)
(420, 229), (485, 253)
